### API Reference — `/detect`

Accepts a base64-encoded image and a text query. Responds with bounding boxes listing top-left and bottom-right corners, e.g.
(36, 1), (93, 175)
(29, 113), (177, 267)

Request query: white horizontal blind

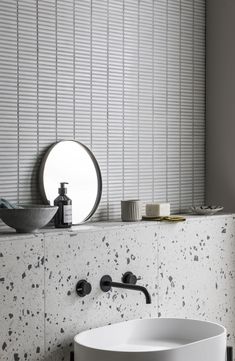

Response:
(180, 0), (194, 209)
(108, 0), (124, 218)
(0, 0), (205, 222)
(91, 0), (108, 220)
(123, 0), (139, 206)
(154, 0), (168, 204)
(38, 0), (56, 150)
(139, 0), (154, 203)
(0, 0), (18, 207)
(18, 0), (38, 204)
(193, 0), (205, 205)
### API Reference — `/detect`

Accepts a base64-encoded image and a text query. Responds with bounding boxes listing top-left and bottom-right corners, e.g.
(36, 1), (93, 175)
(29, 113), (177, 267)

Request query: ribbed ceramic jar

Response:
(121, 200), (142, 221)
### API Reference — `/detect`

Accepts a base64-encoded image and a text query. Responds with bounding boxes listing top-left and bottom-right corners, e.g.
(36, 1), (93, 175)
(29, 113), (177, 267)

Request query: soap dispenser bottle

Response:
(54, 182), (72, 228)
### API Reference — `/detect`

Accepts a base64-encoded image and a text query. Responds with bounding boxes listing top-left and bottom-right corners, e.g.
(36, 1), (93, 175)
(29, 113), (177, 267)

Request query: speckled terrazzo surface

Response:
(0, 213), (233, 240)
(1, 214), (235, 360)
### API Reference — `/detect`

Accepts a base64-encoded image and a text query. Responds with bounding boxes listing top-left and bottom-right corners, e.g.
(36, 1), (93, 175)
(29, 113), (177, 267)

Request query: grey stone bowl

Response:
(0, 205), (58, 233)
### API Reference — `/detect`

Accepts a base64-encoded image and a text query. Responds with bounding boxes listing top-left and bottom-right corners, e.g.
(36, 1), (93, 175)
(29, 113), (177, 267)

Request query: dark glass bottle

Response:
(54, 182), (72, 228)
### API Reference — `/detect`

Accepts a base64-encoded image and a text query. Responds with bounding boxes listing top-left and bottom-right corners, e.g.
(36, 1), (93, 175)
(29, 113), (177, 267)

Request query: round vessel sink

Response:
(74, 318), (226, 361)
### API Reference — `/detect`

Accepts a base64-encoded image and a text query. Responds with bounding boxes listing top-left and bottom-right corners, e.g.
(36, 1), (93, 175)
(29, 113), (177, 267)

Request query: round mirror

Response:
(39, 140), (102, 224)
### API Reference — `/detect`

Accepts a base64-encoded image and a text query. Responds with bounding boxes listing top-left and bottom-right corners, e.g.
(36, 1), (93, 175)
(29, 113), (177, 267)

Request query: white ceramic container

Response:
(121, 200), (142, 221)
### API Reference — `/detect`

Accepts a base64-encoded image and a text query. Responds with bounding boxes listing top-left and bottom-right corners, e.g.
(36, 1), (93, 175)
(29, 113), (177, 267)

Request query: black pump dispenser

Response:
(58, 182), (68, 196)
(54, 182), (72, 228)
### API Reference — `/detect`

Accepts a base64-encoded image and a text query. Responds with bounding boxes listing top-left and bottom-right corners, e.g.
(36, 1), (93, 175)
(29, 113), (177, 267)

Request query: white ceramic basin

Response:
(74, 318), (226, 361)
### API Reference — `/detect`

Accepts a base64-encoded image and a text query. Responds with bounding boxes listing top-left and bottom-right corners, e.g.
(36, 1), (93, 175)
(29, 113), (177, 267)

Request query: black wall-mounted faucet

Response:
(100, 272), (151, 304)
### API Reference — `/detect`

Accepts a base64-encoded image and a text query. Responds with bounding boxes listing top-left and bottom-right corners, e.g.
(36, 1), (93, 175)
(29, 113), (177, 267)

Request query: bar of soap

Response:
(146, 203), (170, 217)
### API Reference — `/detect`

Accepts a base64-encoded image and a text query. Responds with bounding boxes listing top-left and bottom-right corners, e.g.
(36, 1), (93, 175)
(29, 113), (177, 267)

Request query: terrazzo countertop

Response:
(0, 213), (234, 241)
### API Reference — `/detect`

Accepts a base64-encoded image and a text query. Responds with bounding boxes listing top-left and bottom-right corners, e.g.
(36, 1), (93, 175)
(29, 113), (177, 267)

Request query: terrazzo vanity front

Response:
(0, 214), (235, 361)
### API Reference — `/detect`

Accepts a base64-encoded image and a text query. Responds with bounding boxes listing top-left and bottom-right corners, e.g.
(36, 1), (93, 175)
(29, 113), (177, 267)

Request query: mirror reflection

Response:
(39, 140), (102, 224)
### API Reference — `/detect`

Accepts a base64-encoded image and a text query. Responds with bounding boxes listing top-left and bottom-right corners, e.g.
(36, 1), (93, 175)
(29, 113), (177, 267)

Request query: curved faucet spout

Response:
(111, 281), (151, 304)
(100, 275), (152, 304)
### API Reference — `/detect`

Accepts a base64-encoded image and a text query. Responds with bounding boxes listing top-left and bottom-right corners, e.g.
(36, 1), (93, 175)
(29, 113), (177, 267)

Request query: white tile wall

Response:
(0, 0), (206, 219)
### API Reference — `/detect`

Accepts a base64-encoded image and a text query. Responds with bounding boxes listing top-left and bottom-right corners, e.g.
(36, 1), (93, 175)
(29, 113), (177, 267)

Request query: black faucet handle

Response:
(122, 271), (137, 285)
(76, 279), (92, 297)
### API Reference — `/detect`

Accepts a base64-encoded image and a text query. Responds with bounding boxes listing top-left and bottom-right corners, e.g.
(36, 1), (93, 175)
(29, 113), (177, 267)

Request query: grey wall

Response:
(206, 0), (235, 211)
(0, 0), (206, 220)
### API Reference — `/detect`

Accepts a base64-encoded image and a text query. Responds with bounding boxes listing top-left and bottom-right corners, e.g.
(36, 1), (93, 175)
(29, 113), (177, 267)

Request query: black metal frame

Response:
(39, 140), (102, 225)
